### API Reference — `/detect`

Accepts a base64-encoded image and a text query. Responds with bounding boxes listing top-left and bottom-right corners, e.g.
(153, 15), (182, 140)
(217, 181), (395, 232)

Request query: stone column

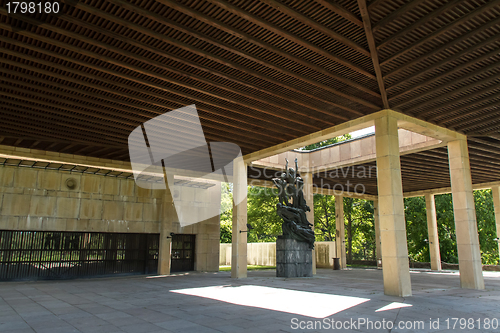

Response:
(302, 172), (316, 274)
(448, 139), (484, 289)
(334, 195), (346, 269)
(425, 193), (442, 271)
(158, 191), (175, 275)
(231, 158), (247, 278)
(492, 186), (500, 263)
(373, 199), (382, 268)
(375, 114), (412, 297)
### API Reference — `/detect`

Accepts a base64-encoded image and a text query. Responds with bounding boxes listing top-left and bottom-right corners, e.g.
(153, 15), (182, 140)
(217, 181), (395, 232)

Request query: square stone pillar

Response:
(448, 139), (484, 289)
(302, 172), (316, 274)
(425, 194), (442, 271)
(491, 186), (500, 263)
(231, 158), (247, 279)
(375, 115), (412, 297)
(373, 199), (382, 268)
(158, 191), (176, 275)
(334, 195), (346, 269)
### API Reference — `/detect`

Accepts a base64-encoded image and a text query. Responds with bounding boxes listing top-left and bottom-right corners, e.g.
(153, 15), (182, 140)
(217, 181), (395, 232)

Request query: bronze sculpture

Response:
(273, 158), (315, 249)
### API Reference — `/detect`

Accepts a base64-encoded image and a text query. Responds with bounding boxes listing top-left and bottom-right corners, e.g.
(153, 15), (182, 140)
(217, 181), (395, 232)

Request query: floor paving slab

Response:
(0, 268), (499, 332)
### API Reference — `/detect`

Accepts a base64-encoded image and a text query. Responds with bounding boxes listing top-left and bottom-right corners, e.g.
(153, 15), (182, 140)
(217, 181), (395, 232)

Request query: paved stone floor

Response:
(0, 268), (499, 333)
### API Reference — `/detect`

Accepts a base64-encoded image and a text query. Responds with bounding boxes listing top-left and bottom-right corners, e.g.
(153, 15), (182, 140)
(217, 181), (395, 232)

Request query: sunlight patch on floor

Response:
(171, 285), (369, 318)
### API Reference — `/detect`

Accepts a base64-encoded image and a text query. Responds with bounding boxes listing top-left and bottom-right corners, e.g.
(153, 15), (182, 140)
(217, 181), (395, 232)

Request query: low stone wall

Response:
(220, 241), (336, 267)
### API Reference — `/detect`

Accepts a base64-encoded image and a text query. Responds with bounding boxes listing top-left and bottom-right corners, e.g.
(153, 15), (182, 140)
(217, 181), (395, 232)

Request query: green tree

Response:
(219, 182), (233, 243)
(299, 134), (352, 151)
(474, 189), (499, 265)
(313, 194), (336, 241)
(404, 197), (429, 262)
(247, 186), (282, 242)
(342, 198), (374, 262)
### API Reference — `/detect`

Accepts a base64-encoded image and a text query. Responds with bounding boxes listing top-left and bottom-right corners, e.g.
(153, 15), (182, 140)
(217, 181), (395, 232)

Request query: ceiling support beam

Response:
(170, 0), (374, 77)
(377, 0), (462, 50)
(358, 0), (389, 109)
(380, 1), (498, 66)
(29, 141), (41, 149)
(315, 0), (363, 27)
(258, 0), (369, 56)
(372, 0), (425, 33)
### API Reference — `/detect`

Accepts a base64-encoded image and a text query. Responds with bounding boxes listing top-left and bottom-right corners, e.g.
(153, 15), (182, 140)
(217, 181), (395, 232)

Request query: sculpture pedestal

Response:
(276, 237), (313, 278)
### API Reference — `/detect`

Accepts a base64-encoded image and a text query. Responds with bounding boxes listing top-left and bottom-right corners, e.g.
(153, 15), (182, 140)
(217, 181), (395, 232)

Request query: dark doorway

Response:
(171, 234), (195, 272)
(0, 230), (159, 281)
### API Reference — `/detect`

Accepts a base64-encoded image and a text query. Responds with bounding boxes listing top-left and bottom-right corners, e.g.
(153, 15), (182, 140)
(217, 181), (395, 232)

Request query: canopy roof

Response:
(1, 0), (499, 192)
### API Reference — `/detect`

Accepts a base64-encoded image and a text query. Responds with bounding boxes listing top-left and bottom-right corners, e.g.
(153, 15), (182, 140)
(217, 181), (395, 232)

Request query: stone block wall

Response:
(0, 163), (222, 273)
(0, 166), (162, 233)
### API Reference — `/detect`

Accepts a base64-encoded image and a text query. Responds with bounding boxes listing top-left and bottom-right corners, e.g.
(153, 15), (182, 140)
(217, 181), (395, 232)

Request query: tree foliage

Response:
(299, 134), (352, 151)
(219, 182), (233, 243)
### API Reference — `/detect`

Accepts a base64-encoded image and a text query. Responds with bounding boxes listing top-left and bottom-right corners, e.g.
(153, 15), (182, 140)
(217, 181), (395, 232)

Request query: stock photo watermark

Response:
(291, 317), (500, 331)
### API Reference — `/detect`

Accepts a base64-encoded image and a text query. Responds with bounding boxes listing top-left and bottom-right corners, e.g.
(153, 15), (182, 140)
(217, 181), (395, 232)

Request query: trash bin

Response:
(333, 258), (340, 270)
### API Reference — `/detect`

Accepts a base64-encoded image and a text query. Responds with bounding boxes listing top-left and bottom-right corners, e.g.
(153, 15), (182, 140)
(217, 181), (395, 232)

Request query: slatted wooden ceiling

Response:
(0, 0), (499, 191)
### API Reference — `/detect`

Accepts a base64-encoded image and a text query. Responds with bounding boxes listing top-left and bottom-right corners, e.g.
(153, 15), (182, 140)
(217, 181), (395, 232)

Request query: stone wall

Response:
(220, 241), (336, 268)
(0, 165), (162, 233)
(0, 164), (221, 273)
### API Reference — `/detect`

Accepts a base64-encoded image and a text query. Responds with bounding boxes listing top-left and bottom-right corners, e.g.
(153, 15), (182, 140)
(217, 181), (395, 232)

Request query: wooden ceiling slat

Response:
(0, 17), (329, 135)
(98, 1), (378, 112)
(0, 44), (297, 141)
(380, 1), (498, 66)
(390, 48), (500, 105)
(424, 90), (500, 124)
(372, 0), (426, 33)
(440, 101), (500, 127)
(68, 3), (368, 118)
(198, 0), (375, 78)
(417, 81), (500, 119)
(386, 31), (499, 91)
(257, 0), (369, 56)
(0, 65), (285, 145)
(58, 8), (362, 121)
(0, 41), (313, 143)
(102, 0), (377, 101)
(0, 0), (498, 192)
(376, 0), (463, 50)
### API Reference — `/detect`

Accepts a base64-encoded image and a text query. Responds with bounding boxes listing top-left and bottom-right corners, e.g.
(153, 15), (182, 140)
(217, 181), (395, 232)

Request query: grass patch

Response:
(347, 264), (377, 269)
(219, 265), (276, 272)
